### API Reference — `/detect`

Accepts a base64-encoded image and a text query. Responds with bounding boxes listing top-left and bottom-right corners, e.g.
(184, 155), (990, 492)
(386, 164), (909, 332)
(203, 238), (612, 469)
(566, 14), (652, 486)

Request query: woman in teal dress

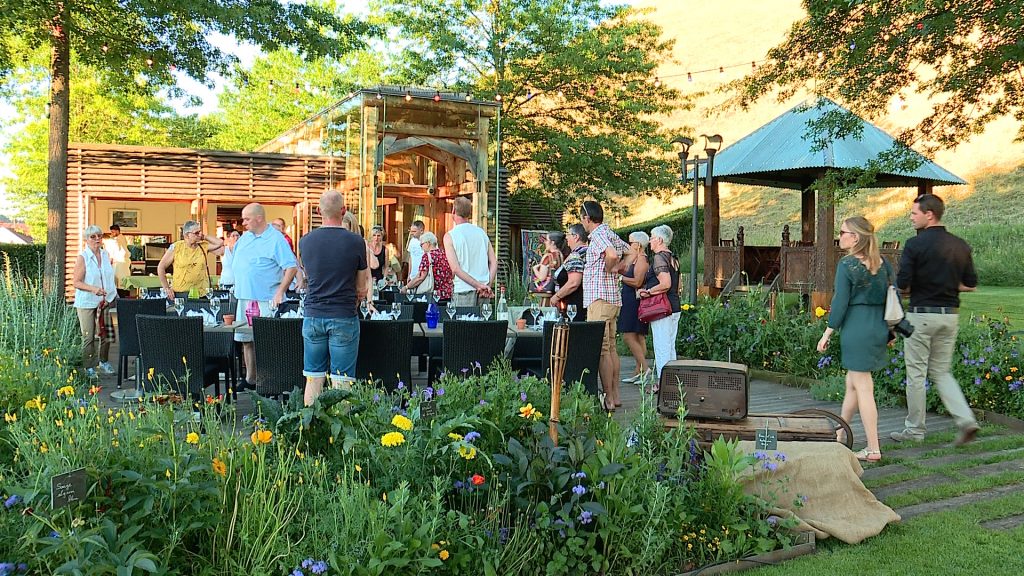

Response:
(816, 216), (891, 462)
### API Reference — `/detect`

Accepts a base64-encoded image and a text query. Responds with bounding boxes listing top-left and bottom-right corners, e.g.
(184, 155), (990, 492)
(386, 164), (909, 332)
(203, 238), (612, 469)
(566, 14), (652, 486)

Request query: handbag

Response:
(883, 259), (904, 326)
(637, 292), (672, 323)
(411, 253), (434, 294)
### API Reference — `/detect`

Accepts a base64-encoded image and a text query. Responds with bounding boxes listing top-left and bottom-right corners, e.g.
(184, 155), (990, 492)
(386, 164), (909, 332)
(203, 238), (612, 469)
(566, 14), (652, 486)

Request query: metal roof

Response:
(692, 98), (965, 189)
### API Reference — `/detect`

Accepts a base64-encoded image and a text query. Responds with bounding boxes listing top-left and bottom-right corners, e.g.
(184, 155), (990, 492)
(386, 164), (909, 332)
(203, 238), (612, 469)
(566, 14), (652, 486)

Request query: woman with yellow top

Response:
(157, 220), (224, 300)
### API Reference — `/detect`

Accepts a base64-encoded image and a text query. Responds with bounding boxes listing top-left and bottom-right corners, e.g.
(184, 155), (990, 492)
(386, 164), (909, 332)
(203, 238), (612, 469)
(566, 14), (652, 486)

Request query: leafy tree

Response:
(376, 0), (685, 212)
(0, 0), (372, 291)
(732, 0), (1024, 153)
(208, 48), (387, 152)
(1, 50), (217, 239)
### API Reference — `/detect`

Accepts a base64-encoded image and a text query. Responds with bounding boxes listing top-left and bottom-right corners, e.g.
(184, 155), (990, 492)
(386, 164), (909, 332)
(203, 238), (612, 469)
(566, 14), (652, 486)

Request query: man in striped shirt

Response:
(581, 200), (633, 411)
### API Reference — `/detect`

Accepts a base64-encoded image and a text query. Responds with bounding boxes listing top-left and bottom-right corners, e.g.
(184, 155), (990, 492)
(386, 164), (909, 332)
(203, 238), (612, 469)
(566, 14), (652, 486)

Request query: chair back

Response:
(442, 320), (509, 374)
(136, 315), (205, 400)
(252, 317), (304, 397)
(541, 321), (604, 395)
(117, 299), (167, 357)
(357, 320), (414, 391)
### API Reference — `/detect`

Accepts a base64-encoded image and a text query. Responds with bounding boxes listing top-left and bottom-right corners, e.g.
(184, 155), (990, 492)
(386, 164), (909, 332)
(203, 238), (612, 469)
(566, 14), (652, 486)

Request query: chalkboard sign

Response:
(755, 420), (778, 451)
(420, 398), (437, 422)
(51, 468), (87, 509)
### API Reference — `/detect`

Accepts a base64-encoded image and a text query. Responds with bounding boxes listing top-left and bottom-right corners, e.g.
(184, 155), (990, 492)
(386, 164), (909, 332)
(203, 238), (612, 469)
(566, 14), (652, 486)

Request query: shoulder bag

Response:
(638, 292), (672, 323)
(411, 252), (435, 294)
(883, 259), (904, 326)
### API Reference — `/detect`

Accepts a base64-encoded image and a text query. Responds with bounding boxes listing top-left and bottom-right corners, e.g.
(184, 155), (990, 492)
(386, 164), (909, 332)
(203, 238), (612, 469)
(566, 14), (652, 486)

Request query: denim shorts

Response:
(302, 316), (359, 380)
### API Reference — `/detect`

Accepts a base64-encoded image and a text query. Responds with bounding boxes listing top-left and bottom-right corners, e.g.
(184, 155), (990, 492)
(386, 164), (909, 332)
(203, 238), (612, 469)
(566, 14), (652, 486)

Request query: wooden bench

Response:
(664, 409), (852, 448)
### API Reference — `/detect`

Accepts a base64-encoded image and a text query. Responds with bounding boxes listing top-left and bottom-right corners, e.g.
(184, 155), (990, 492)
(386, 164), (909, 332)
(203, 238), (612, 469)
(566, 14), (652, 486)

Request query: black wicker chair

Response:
(136, 315), (205, 405)
(203, 331), (237, 399)
(357, 320), (414, 391)
(252, 317), (304, 399)
(115, 299), (167, 389)
(441, 320), (509, 376)
(541, 321), (605, 395)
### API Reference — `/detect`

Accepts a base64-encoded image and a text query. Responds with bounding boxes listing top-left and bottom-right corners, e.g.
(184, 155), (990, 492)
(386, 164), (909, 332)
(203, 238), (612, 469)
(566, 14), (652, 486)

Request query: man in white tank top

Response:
(443, 197), (496, 306)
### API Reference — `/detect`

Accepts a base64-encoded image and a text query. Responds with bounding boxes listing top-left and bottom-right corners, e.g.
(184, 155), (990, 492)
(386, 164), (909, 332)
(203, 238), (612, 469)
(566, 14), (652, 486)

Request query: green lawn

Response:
(959, 286), (1024, 329)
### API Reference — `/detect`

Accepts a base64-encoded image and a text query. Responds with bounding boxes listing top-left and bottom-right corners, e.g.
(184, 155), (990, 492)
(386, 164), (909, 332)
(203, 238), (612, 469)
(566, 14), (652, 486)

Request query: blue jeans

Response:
(302, 316), (360, 380)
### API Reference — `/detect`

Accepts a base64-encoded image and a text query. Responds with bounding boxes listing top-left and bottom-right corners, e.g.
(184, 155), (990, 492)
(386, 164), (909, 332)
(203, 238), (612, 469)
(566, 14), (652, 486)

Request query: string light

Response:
(433, 90), (441, 102)
(145, 58), (153, 67)
(653, 77), (662, 88)
(294, 82), (300, 94)
(405, 90), (412, 101)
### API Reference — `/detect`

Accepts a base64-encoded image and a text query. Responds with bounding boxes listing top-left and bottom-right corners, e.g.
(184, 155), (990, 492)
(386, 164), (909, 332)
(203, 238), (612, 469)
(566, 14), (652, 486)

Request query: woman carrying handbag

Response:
(637, 225), (681, 392)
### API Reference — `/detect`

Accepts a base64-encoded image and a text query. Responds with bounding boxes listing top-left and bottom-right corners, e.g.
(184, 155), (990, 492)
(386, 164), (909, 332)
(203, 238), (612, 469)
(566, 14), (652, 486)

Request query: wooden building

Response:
(698, 98), (966, 309)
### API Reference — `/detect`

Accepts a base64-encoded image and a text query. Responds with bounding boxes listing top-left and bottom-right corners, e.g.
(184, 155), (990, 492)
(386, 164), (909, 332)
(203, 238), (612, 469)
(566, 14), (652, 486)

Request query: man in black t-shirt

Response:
(892, 194), (980, 446)
(298, 191), (368, 406)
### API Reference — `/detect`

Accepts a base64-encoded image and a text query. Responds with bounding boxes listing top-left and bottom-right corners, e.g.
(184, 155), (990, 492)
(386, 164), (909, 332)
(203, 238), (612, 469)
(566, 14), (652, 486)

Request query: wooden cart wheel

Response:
(793, 408), (853, 449)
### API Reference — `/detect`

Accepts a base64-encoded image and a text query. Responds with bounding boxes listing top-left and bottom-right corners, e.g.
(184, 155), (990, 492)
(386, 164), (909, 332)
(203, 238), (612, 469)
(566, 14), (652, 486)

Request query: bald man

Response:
(233, 203), (298, 389)
(297, 191), (368, 405)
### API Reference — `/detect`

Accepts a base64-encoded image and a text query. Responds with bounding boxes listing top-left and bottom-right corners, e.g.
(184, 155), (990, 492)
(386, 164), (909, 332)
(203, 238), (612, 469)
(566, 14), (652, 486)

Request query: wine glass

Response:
(269, 299), (279, 318)
(209, 295), (221, 317)
(173, 297), (185, 317)
(406, 290), (415, 303)
(529, 301), (541, 327)
(432, 292), (440, 305)
(447, 303), (458, 321)
(297, 288), (306, 316)
(567, 304), (577, 322)
(391, 302), (402, 319)
(359, 300), (370, 319)
(480, 302), (493, 321)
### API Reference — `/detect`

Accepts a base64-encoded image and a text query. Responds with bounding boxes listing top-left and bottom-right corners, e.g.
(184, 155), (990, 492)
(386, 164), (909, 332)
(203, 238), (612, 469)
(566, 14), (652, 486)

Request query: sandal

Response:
(854, 448), (882, 462)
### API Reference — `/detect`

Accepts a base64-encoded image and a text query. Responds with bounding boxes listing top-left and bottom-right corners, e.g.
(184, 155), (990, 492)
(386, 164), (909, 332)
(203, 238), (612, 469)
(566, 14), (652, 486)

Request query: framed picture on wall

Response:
(110, 209), (140, 230)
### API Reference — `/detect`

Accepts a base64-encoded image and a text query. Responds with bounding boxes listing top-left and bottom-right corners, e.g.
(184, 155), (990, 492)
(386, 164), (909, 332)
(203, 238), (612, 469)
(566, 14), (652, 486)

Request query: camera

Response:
(892, 318), (915, 338)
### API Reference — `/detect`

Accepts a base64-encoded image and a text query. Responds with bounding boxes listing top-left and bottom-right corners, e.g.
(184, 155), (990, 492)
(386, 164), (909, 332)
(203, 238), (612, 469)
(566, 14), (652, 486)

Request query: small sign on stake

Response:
(51, 468), (87, 510)
(755, 419), (778, 451)
(420, 398), (437, 422)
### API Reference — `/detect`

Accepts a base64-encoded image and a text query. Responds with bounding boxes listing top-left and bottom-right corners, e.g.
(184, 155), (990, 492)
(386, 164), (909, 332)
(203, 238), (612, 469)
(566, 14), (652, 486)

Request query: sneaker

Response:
(85, 368), (99, 379)
(890, 430), (924, 443)
(97, 362), (115, 375)
(954, 425), (980, 447)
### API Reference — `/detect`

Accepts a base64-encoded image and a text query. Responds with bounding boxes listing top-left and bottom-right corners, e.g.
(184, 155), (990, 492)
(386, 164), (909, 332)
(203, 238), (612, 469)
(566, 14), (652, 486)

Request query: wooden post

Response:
(703, 179), (720, 290)
(548, 322), (569, 444)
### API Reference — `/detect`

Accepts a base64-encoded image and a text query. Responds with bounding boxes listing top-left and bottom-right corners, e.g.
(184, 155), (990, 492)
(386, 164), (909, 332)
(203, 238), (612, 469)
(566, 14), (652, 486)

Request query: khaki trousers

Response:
(902, 312), (977, 435)
(77, 307), (110, 369)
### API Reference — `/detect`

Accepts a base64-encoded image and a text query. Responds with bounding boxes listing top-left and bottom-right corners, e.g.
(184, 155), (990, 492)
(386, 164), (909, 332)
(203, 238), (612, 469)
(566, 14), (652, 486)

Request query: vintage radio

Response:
(657, 360), (748, 420)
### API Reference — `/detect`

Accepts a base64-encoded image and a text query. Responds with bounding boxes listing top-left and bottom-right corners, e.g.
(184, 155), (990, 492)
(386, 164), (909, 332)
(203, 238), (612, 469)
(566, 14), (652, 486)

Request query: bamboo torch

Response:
(549, 319), (570, 443)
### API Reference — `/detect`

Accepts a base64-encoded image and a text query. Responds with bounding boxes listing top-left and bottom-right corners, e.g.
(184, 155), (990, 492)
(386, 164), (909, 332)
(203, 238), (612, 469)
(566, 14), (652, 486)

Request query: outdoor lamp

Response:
(672, 133), (722, 305)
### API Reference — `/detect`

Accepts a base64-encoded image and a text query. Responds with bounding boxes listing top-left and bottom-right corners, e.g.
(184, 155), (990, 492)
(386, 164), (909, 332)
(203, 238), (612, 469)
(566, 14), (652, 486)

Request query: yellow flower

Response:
(519, 403), (543, 420)
(24, 396), (46, 411)
(147, 367), (155, 381)
(439, 549), (450, 561)
(185, 432), (200, 445)
(55, 419), (63, 428)
(57, 385), (75, 397)
(250, 429), (273, 445)
(3, 412), (15, 423)
(681, 303), (691, 311)
(212, 458), (226, 477)
(381, 431), (406, 447)
(459, 445), (477, 460)
(39, 442), (49, 454)
(165, 469), (172, 479)
(815, 306), (827, 318)
(355, 464), (362, 473)
(448, 432), (463, 441)
(391, 414), (414, 431)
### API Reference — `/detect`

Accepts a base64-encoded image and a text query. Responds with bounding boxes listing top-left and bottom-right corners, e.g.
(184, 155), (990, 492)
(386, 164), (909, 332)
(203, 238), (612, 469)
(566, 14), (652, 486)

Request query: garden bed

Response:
(680, 531), (816, 576)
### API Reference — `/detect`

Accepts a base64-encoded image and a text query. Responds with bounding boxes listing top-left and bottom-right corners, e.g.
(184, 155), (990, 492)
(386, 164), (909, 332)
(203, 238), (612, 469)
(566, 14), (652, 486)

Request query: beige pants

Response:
(587, 299), (620, 357)
(902, 312), (977, 435)
(77, 307), (110, 369)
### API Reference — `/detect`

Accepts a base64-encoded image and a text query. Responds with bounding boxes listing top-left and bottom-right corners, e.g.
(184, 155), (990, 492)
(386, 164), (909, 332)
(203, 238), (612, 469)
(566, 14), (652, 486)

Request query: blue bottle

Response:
(425, 302), (439, 329)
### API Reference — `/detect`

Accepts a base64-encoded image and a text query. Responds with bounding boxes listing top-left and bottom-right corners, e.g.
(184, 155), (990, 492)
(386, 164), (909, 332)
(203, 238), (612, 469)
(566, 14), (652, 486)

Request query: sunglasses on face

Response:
(581, 203), (590, 220)
(88, 234), (102, 239)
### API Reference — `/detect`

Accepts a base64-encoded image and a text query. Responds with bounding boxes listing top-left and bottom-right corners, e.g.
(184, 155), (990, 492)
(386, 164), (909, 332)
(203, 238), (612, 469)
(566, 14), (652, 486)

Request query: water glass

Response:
(529, 301), (541, 327)
(567, 304), (577, 322)
(173, 297), (185, 317)
(447, 303), (457, 320)
(209, 296), (221, 317)
(391, 302), (402, 319)
(359, 300), (370, 319)
(481, 302), (492, 321)
(269, 300), (279, 317)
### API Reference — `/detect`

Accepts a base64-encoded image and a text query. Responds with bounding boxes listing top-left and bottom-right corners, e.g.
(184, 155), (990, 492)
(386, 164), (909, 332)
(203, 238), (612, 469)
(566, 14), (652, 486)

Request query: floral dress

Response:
(419, 248), (454, 300)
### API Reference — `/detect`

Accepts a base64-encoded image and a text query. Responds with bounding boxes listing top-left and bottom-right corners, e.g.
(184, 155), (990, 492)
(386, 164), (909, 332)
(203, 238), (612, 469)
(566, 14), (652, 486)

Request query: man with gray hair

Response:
(158, 220), (223, 300)
(444, 196), (496, 306)
(233, 203), (298, 389)
(298, 191), (368, 405)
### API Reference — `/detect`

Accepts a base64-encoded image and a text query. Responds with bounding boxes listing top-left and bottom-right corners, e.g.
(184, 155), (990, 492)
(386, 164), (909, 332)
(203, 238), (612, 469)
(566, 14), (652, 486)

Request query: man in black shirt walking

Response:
(892, 194), (980, 446)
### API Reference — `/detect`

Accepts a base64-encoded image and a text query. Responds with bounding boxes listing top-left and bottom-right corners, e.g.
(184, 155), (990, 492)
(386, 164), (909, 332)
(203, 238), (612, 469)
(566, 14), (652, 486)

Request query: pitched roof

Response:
(695, 98), (965, 189)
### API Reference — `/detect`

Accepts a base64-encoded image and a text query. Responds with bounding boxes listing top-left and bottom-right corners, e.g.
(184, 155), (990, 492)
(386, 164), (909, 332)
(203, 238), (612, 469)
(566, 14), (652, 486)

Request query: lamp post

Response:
(671, 134), (723, 305)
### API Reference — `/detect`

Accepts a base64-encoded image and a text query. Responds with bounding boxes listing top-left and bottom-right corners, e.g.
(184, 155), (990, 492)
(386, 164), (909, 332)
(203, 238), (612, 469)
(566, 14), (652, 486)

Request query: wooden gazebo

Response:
(699, 98), (966, 309)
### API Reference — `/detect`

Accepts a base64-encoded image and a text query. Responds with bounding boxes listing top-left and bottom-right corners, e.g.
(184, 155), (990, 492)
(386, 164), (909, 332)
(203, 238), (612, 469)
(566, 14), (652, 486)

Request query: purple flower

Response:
(767, 515), (780, 526)
(685, 334), (696, 342)
(991, 366), (1001, 374)
(422, 387), (434, 401)
(291, 570), (304, 576)
(974, 377), (982, 386)
(437, 387), (445, 396)
(464, 431), (481, 443)
(774, 452), (787, 462)
(572, 484), (586, 496)
(373, 393), (380, 403)
(4, 495), (21, 509)
(572, 471), (587, 480)
(0, 564), (16, 576)
(302, 559), (314, 569)
(984, 346), (993, 353)
(461, 368), (469, 374)
(473, 361), (482, 370)
(753, 451), (769, 461)
(479, 399), (487, 405)
(520, 391), (528, 402)
(578, 510), (594, 525)
(397, 381), (405, 389)
(800, 495), (809, 503)
(438, 371), (448, 379)
(454, 480), (464, 490)
(764, 461), (778, 472)
(1010, 381), (1022, 392)
(312, 561), (328, 575)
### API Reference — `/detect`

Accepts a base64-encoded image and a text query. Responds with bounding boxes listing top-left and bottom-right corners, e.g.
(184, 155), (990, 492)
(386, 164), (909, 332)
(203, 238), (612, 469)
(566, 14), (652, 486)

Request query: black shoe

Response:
(237, 379), (252, 392)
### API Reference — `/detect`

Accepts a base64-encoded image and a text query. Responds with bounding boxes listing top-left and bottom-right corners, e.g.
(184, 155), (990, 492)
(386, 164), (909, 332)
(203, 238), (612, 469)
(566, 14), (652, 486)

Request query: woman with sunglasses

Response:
(816, 216), (891, 462)
(72, 225), (119, 378)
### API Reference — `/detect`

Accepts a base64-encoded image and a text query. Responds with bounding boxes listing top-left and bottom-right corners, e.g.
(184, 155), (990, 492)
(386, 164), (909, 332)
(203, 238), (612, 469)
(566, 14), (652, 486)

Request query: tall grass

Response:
(0, 253), (80, 359)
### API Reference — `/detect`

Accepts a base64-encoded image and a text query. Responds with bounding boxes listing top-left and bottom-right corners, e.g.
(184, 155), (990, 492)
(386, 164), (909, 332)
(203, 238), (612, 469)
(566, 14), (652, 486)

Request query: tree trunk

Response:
(45, 2), (70, 296)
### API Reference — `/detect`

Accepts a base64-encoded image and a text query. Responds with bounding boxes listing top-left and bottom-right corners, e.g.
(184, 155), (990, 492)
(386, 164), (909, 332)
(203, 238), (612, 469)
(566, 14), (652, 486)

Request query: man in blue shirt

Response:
(233, 202), (298, 389)
(297, 191), (368, 405)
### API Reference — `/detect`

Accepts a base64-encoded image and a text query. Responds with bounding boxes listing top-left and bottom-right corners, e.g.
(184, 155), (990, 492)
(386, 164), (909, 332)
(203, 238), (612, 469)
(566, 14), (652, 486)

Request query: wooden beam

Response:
(703, 179), (720, 289)
(801, 189), (815, 243)
(366, 96), (498, 118)
(379, 121), (479, 139)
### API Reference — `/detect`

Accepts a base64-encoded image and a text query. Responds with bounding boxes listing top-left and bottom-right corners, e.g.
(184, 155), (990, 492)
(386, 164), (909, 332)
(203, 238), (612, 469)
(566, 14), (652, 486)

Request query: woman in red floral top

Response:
(402, 232), (454, 300)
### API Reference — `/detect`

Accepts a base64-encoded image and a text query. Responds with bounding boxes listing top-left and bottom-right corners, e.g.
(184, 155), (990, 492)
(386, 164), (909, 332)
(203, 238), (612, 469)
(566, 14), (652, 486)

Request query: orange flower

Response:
(212, 458), (227, 477)
(250, 429), (273, 445)
(471, 474), (485, 486)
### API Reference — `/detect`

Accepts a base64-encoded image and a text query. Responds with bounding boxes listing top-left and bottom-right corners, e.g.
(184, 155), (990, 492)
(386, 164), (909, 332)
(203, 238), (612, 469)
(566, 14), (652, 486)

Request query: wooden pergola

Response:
(699, 98), (966, 309)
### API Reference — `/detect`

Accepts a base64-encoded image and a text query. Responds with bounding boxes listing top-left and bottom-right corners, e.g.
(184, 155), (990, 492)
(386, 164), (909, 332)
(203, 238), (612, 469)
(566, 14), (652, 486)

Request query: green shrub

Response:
(0, 244), (45, 280)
